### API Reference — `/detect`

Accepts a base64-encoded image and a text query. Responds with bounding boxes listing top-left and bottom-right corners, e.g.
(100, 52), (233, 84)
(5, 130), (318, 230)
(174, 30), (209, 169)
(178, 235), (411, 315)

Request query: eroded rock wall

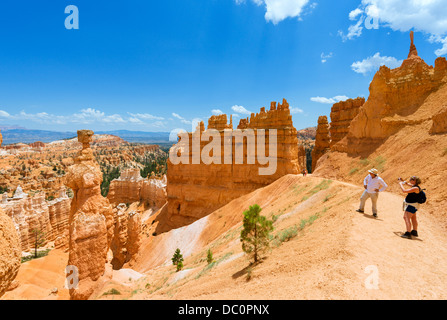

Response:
(165, 99), (300, 230)
(107, 169), (167, 208)
(330, 97), (365, 152)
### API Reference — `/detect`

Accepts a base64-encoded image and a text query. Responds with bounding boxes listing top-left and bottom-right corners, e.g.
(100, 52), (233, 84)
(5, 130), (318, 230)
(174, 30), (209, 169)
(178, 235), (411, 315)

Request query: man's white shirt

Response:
(364, 175), (388, 194)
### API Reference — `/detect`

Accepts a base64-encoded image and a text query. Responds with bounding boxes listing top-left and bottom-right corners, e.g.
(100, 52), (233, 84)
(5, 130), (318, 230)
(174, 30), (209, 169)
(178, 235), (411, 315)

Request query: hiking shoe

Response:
(373, 213), (378, 218)
(401, 232), (412, 239)
(411, 230), (419, 237)
(356, 209), (364, 213)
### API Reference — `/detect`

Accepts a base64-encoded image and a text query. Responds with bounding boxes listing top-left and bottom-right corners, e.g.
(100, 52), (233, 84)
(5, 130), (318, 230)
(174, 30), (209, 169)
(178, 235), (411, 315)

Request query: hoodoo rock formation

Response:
(64, 130), (114, 300)
(330, 97), (365, 152)
(0, 135), (21, 298)
(346, 33), (447, 156)
(110, 204), (141, 270)
(1, 188), (71, 251)
(107, 169), (167, 208)
(162, 99), (300, 232)
(311, 116), (331, 172)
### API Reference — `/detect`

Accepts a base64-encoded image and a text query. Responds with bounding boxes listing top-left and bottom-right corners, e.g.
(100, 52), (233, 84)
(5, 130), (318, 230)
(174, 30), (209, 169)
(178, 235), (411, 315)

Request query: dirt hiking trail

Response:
(335, 179), (447, 299)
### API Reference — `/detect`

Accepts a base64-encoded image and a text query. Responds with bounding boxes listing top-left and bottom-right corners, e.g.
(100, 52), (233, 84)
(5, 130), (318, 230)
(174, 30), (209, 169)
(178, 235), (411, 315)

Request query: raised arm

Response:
(399, 182), (419, 194)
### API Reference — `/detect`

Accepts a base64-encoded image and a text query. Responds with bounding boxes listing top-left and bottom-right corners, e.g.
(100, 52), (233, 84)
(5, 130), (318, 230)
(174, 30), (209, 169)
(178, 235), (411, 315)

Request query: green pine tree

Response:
(207, 249), (214, 265)
(240, 204), (274, 263)
(172, 248), (184, 272)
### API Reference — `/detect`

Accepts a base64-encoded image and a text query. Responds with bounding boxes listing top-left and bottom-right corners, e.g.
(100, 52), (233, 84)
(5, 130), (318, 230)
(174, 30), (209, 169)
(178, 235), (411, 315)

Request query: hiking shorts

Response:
(404, 203), (418, 214)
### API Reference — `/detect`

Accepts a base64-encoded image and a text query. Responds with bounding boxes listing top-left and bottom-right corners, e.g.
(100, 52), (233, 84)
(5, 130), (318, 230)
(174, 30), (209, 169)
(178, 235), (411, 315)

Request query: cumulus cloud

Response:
(351, 52), (403, 75)
(235, 0), (315, 24)
(341, 0), (447, 55)
(231, 105), (252, 115)
(310, 95), (350, 104)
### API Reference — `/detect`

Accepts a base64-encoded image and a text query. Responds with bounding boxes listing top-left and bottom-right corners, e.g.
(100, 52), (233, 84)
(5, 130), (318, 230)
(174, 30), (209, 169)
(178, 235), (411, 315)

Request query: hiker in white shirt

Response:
(356, 168), (388, 218)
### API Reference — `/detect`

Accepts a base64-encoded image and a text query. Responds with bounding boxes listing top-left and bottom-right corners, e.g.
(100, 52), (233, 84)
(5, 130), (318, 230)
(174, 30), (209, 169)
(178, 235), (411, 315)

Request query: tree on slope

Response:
(172, 248), (184, 272)
(240, 204), (274, 264)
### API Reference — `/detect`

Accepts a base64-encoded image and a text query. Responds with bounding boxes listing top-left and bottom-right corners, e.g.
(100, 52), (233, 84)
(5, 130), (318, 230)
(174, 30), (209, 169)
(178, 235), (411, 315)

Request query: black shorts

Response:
(406, 205), (418, 214)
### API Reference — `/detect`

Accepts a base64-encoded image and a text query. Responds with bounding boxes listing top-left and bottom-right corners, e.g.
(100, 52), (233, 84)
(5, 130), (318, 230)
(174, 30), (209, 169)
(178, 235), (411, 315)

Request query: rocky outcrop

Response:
(107, 169), (167, 208)
(110, 204), (141, 270)
(1, 187), (70, 251)
(330, 97), (365, 152)
(298, 144), (307, 172)
(430, 106), (447, 134)
(311, 116), (330, 172)
(0, 209), (21, 297)
(164, 99), (300, 231)
(346, 33), (447, 156)
(0, 136), (21, 298)
(64, 130), (114, 300)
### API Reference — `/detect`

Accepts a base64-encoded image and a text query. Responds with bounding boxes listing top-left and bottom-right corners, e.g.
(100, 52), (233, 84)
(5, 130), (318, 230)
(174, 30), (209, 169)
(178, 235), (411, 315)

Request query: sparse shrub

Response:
(349, 168), (359, 175)
(207, 249), (214, 265)
(374, 156), (386, 170)
(102, 288), (121, 296)
(299, 213), (320, 230)
(273, 225), (298, 247)
(360, 158), (370, 166)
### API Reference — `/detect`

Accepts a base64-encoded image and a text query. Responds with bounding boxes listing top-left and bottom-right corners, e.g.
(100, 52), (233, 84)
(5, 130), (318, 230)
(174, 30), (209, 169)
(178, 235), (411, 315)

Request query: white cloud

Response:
(341, 0), (447, 55)
(211, 109), (223, 115)
(310, 95), (350, 104)
(172, 112), (192, 125)
(429, 35), (447, 57)
(351, 52), (403, 75)
(321, 52), (333, 63)
(338, 16), (365, 41)
(349, 8), (363, 21)
(235, 0), (314, 24)
(231, 105), (252, 115)
(128, 113), (164, 121)
(0, 110), (11, 118)
(361, 0), (447, 36)
(290, 107), (304, 114)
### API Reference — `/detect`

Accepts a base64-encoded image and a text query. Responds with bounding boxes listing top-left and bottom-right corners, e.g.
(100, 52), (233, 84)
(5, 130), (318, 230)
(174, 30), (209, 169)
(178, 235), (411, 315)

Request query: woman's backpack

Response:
(418, 189), (427, 204)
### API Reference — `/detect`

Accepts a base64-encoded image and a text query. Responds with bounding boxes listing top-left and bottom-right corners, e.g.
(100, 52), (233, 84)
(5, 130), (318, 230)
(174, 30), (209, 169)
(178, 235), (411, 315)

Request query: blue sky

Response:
(0, 0), (446, 133)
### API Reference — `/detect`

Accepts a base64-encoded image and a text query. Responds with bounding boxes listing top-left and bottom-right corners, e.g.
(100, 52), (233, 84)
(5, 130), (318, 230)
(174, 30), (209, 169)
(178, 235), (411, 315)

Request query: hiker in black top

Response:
(398, 176), (422, 239)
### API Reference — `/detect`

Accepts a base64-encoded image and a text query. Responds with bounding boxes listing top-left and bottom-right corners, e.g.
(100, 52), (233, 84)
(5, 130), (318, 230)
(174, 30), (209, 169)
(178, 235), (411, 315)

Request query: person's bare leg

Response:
(411, 214), (418, 231)
(404, 212), (412, 233)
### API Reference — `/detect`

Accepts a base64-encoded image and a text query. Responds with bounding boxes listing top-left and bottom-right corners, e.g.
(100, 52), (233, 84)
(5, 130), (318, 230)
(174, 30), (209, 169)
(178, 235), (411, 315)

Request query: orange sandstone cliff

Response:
(0, 131), (21, 298)
(159, 99), (300, 232)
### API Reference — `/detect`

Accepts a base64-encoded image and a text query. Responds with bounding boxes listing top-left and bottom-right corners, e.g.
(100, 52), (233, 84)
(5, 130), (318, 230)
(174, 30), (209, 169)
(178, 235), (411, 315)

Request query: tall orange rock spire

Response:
(408, 31), (419, 59)
(64, 130), (114, 300)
